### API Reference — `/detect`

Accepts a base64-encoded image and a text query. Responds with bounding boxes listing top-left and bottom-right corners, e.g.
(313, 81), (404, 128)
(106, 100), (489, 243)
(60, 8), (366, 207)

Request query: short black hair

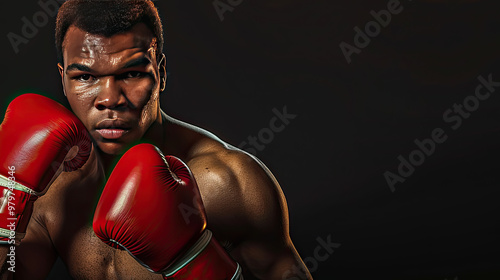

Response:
(55, 0), (164, 64)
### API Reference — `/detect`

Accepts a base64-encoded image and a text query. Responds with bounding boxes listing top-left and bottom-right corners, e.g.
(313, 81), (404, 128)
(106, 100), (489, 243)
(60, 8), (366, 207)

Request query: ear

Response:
(57, 63), (67, 97)
(158, 54), (167, 92)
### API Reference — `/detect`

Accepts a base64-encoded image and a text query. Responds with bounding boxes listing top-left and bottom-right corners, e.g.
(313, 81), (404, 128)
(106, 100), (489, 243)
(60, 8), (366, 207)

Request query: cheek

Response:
(66, 89), (96, 129)
(74, 84), (101, 101)
(125, 79), (156, 106)
(64, 79), (100, 109)
(124, 80), (159, 125)
(139, 96), (158, 126)
(68, 99), (91, 124)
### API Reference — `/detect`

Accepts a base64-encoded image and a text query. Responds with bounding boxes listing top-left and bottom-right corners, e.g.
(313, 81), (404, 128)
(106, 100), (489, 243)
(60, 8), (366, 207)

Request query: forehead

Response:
(62, 23), (157, 64)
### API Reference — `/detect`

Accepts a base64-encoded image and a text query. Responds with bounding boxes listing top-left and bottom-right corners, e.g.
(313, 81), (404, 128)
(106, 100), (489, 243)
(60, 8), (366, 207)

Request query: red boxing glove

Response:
(93, 143), (242, 279)
(0, 93), (91, 244)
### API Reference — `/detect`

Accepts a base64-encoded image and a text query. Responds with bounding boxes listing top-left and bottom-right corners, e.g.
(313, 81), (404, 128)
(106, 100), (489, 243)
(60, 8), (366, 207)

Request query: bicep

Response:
(230, 153), (312, 279)
(15, 214), (57, 280)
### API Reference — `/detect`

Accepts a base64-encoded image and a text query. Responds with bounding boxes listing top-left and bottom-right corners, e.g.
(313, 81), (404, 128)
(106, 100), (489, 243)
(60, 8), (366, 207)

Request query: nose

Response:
(94, 76), (127, 110)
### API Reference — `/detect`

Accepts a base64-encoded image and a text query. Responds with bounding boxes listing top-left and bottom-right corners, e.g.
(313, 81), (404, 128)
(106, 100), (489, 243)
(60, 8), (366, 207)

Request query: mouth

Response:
(95, 119), (131, 140)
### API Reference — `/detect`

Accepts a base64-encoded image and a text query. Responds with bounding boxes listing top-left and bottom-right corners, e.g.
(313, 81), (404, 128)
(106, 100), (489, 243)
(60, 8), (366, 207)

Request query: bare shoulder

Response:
(165, 117), (311, 279)
(169, 117), (288, 240)
(192, 143), (288, 241)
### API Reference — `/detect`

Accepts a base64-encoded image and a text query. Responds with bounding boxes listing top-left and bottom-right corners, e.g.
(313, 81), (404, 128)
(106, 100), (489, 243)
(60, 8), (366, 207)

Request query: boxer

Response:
(0, 1), (312, 279)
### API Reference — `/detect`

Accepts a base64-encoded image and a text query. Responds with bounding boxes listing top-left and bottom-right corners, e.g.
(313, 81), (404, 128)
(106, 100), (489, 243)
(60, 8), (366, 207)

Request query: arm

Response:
(240, 156), (312, 279)
(0, 93), (92, 279)
(211, 148), (312, 279)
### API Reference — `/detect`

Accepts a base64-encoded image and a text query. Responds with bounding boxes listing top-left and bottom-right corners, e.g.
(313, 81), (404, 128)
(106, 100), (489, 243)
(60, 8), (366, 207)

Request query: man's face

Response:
(58, 23), (165, 156)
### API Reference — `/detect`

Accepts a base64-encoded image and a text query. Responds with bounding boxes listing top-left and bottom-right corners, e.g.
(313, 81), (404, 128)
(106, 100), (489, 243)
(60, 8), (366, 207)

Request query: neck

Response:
(98, 153), (119, 175)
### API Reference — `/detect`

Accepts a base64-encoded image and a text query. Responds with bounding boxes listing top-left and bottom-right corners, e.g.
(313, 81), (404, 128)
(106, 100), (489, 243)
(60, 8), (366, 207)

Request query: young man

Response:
(0, 1), (312, 279)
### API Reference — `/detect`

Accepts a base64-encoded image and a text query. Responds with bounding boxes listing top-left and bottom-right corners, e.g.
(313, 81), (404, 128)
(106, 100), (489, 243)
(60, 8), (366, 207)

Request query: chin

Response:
(97, 142), (130, 157)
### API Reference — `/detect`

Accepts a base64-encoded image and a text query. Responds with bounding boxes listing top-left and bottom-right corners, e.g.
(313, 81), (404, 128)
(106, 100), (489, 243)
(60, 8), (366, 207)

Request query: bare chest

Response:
(38, 167), (237, 279)
(60, 225), (163, 280)
(40, 176), (162, 279)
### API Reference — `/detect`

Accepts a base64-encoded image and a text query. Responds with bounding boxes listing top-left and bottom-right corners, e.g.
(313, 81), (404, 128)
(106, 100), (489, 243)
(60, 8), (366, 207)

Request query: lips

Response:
(95, 119), (131, 140)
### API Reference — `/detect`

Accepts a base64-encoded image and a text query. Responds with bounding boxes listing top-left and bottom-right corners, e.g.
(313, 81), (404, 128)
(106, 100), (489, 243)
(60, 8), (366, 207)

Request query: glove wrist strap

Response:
(161, 230), (243, 279)
(162, 229), (213, 277)
(0, 174), (35, 244)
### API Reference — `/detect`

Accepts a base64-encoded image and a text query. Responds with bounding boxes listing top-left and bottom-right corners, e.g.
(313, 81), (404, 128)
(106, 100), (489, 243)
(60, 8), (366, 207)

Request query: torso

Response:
(31, 117), (246, 279)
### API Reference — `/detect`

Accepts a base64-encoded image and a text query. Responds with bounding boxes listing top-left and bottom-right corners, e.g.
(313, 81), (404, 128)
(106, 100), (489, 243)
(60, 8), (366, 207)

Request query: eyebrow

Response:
(66, 63), (93, 73)
(65, 57), (151, 74)
(122, 57), (151, 69)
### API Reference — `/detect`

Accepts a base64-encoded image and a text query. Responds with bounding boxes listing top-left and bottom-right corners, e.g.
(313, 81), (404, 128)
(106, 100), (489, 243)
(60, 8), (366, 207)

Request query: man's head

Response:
(55, 0), (164, 65)
(56, 0), (167, 156)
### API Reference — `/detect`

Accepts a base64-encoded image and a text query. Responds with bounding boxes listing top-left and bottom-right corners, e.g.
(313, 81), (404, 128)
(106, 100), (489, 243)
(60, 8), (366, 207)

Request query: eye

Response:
(126, 71), (145, 78)
(75, 74), (94, 82)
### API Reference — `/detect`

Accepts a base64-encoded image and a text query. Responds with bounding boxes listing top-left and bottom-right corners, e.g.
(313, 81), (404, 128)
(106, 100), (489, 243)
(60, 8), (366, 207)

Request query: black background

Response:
(1, 0), (500, 279)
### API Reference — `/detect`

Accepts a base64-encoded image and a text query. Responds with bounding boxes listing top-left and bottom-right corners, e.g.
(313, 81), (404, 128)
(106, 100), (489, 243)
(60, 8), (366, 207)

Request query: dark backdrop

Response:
(1, 0), (500, 279)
